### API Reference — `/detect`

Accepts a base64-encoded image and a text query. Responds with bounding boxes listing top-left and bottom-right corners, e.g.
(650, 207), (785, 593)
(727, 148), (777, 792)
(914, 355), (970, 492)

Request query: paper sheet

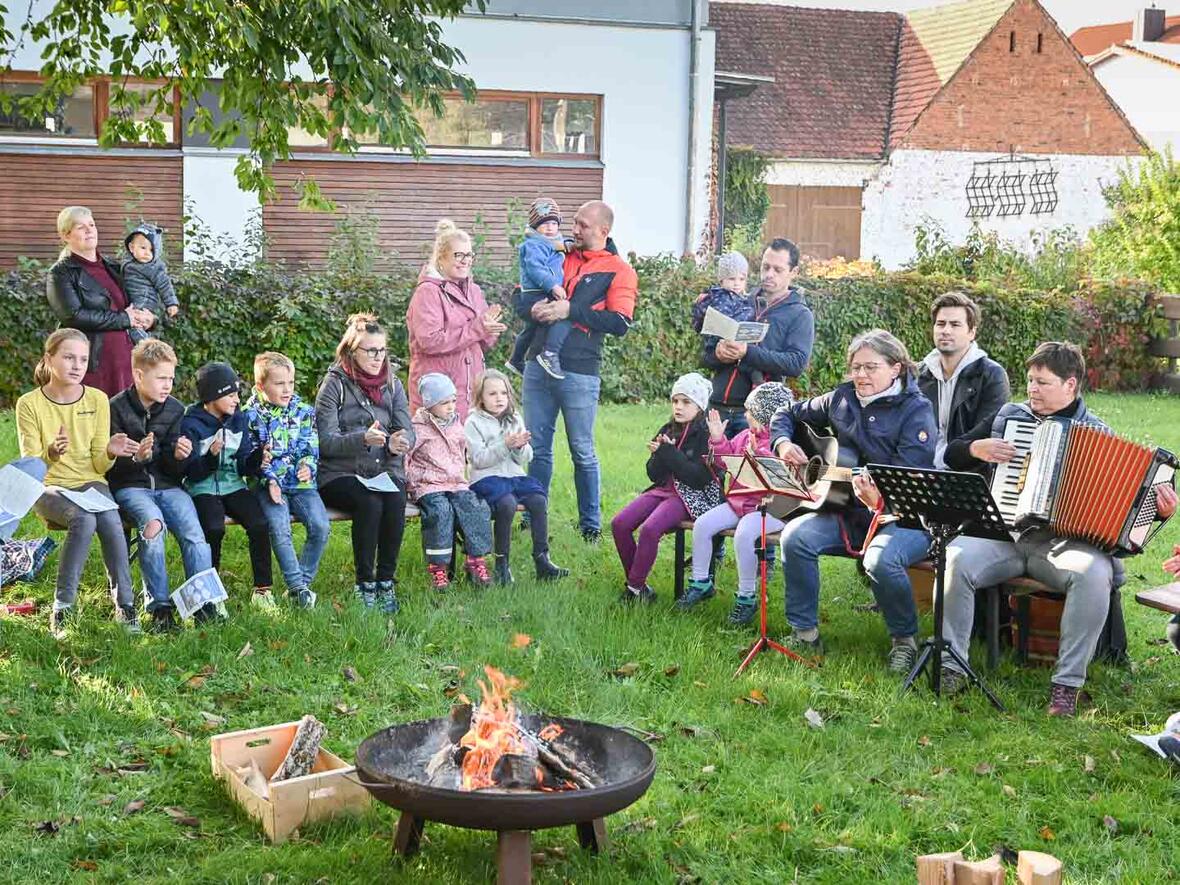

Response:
(700, 307), (769, 344)
(57, 486), (119, 513)
(0, 464), (45, 525)
(171, 568), (229, 619)
(356, 472), (399, 493)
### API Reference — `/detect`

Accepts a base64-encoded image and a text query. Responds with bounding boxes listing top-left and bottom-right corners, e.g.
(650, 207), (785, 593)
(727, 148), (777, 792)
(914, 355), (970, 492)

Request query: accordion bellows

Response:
(992, 417), (1177, 555)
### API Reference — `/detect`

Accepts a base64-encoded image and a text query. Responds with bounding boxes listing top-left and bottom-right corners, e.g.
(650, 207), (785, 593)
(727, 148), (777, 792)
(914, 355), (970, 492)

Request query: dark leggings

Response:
(320, 476), (407, 582)
(492, 493), (548, 558)
(192, 489), (273, 589)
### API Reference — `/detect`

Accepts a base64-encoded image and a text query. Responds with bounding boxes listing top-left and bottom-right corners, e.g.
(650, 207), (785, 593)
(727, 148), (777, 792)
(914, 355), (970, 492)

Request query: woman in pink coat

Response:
(406, 219), (507, 420)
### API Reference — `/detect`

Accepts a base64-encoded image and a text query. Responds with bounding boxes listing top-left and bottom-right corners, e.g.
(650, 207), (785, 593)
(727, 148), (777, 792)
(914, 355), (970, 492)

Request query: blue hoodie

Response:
(177, 403), (263, 497)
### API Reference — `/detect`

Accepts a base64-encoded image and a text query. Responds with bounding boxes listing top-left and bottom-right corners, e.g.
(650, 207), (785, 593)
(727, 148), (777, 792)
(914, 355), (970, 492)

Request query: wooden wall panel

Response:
(263, 159), (604, 268)
(0, 152), (183, 267)
(766, 185), (863, 260)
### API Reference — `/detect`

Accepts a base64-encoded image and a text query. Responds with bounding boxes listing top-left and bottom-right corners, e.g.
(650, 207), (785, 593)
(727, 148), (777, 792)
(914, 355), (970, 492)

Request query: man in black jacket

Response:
(916, 291), (1011, 472)
(108, 340), (212, 632)
(701, 238), (814, 437)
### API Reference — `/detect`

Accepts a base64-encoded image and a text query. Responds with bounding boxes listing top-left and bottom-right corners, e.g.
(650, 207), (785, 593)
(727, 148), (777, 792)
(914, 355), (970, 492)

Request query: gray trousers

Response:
(941, 529), (1113, 688)
(34, 482), (133, 612)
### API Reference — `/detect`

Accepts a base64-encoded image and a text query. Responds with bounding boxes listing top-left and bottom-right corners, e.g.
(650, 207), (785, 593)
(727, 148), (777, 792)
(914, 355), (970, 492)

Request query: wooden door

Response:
(765, 185), (862, 260)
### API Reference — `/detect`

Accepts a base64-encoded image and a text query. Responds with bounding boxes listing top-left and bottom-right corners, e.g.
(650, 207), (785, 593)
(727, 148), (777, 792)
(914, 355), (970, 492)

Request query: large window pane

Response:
(109, 82), (176, 143)
(419, 97), (528, 150)
(287, 93), (330, 147)
(0, 81), (95, 137)
(541, 98), (597, 155)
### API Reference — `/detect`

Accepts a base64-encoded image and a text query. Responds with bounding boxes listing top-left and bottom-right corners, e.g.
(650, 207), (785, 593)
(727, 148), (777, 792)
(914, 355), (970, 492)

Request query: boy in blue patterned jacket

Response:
(244, 352), (329, 609)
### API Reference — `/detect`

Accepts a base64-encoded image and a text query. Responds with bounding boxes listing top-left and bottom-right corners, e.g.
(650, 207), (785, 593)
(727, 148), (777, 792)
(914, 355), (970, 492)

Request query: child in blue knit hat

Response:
(507, 197), (570, 380)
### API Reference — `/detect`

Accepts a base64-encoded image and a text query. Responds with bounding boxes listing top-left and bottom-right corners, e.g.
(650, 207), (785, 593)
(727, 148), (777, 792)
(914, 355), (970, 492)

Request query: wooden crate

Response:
(210, 721), (371, 843)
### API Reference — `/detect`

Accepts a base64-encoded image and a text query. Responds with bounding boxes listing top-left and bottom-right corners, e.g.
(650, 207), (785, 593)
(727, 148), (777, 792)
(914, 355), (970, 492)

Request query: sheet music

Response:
(356, 472), (399, 493)
(720, 453), (810, 498)
(171, 568), (228, 619)
(700, 307), (769, 344)
(56, 486), (119, 513)
(0, 464), (45, 524)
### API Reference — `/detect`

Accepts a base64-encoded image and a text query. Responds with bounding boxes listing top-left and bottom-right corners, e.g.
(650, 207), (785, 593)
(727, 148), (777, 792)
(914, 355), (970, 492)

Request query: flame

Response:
(459, 666), (531, 790)
(538, 724), (563, 742)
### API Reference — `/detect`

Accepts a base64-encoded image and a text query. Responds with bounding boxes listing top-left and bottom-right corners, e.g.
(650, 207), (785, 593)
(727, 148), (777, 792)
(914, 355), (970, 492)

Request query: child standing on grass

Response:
(177, 361), (273, 618)
(464, 368), (568, 586)
(16, 329), (139, 636)
(676, 382), (795, 624)
(506, 197), (569, 379)
(407, 373), (494, 590)
(611, 372), (721, 604)
(245, 352), (329, 610)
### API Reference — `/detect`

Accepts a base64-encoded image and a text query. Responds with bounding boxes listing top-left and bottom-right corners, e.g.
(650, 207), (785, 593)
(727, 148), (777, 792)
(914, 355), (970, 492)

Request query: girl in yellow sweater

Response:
(16, 329), (141, 636)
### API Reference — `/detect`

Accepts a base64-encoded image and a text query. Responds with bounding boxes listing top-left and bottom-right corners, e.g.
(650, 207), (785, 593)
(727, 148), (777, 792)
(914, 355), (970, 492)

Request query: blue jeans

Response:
(114, 486), (212, 612)
(522, 362), (601, 531)
(779, 513), (930, 638)
(256, 487), (330, 593)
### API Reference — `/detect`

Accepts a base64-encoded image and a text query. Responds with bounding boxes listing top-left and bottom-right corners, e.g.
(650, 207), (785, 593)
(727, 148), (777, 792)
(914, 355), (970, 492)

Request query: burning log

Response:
(512, 723), (597, 790)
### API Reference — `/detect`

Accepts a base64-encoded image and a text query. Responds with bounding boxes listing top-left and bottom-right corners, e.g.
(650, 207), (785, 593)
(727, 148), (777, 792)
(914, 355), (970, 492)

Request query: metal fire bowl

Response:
(355, 713), (656, 831)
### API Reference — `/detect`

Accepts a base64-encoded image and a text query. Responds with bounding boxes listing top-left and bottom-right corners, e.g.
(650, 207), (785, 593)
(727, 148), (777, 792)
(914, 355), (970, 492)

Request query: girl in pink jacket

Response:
(677, 383), (795, 625)
(406, 373), (493, 590)
(406, 220), (507, 421)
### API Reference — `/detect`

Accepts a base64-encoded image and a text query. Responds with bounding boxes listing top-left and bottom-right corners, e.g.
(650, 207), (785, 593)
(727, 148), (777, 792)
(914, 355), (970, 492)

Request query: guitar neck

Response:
(818, 466), (857, 483)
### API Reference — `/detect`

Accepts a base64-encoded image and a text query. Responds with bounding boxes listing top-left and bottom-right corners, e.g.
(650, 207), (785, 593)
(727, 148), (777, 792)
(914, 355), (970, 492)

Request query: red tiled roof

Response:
(1070, 15), (1180, 56)
(711, 2), (902, 159)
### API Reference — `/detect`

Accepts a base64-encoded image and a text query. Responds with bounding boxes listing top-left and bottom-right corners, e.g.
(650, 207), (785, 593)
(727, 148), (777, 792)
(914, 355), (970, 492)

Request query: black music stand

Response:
(867, 464), (1010, 711)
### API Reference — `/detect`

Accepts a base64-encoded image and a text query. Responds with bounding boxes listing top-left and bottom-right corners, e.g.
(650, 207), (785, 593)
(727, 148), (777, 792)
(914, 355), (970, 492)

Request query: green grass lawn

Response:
(2, 394), (1179, 884)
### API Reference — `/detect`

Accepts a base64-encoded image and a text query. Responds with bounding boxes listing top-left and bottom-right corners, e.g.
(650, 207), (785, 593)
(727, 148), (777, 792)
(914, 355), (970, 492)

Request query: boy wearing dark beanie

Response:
(506, 196), (571, 380)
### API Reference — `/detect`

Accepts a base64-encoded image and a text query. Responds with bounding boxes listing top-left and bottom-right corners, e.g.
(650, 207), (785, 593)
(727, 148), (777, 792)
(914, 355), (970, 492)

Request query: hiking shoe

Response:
(354, 582), (377, 608)
(886, 638), (918, 675)
(581, 527), (602, 544)
(193, 601), (227, 625)
(49, 607), (70, 639)
(251, 588), (277, 610)
(533, 552), (569, 581)
(427, 564), (451, 592)
(375, 580), (399, 615)
(149, 606), (179, 634)
(115, 605), (142, 635)
(494, 556), (514, 586)
(619, 584), (657, 605)
(939, 667), (969, 696)
(291, 588), (316, 609)
(675, 578), (715, 611)
(536, 350), (565, 380)
(728, 596), (758, 625)
(1047, 682), (1091, 718)
(466, 556), (493, 588)
(782, 631), (824, 658)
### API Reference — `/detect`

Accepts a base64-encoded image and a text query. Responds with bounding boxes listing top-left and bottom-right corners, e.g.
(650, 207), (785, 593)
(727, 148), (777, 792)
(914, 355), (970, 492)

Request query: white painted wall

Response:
(182, 150), (260, 262)
(766, 158), (882, 188)
(1091, 53), (1180, 155)
(860, 149), (1139, 269)
(442, 16), (716, 256)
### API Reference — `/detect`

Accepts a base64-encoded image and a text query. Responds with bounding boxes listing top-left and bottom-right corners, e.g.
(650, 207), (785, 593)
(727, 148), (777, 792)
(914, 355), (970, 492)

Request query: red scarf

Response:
(344, 360), (388, 406)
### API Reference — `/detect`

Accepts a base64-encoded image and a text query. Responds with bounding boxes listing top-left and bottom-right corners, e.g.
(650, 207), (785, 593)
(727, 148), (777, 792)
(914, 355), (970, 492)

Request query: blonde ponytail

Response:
(56, 206), (94, 261)
(429, 218), (470, 270)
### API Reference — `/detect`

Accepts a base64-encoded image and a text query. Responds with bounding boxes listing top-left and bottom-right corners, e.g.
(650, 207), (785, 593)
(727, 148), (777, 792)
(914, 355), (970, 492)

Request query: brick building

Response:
(713, 0), (1145, 268)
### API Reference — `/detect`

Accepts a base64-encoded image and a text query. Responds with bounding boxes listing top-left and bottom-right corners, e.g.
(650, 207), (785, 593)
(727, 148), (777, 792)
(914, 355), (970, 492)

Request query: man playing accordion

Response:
(939, 342), (1177, 716)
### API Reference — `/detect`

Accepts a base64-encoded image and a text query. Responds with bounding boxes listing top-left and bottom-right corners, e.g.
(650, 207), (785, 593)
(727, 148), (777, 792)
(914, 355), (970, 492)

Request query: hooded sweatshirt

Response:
(244, 391), (319, 492)
(121, 223), (179, 315)
(921, 343), (988, 468)
(177, 403), (263, 497)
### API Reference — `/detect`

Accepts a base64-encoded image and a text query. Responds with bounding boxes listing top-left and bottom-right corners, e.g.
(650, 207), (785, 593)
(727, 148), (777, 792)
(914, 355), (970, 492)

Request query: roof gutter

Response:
(683, 0), (702, 256)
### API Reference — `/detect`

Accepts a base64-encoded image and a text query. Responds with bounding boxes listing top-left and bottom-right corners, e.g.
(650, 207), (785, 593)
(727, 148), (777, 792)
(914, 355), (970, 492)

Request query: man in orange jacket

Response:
(519, 200), (637, 542)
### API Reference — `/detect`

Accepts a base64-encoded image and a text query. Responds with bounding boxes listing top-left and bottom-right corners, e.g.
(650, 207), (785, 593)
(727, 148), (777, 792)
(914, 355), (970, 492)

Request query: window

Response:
(0, 80), (96, 138)
(540, 98), (598, 155)
(287, 93), (332, 147)
(418, 97), (529, 150)
(1036, 33), (1044, 53)
(104, 81), (180, 144)
(1009, 31), (1016, 52)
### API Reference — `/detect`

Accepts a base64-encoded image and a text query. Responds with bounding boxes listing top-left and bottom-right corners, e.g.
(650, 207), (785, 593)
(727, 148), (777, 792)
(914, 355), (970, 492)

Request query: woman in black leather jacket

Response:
(46, 206), (154, 395)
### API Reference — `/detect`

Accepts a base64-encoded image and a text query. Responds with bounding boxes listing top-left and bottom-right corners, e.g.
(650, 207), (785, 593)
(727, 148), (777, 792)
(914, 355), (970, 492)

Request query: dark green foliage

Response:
(0, 257), (1163, 407)
(724, 148), (771, 232)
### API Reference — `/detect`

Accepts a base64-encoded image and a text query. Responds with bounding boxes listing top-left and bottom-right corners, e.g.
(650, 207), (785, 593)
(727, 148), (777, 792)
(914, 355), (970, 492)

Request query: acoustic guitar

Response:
(772, 424), (861, 519)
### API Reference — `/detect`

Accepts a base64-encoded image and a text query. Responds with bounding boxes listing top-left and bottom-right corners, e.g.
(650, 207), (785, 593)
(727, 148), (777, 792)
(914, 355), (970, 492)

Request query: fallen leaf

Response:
(268, 640), (288, 652)
(511, 634), (532, 649)
(303, 654), (311, 665)
(674, 813), (700, 829)
(917, 735), (931, 747)
(97, 794), (116, 806)
(439, 665), (460, 674)
(1040, 825), (1056, 841)
(1103, 814), (1119, 835)
(342, 666), (360, 682)
(198, 711), (226, 729)
(613, 662), (640, 678)
(621, 816), (658, 833)
(700, 765), (716, 774)
(50, 749), (70, 757)
(331, 599), (344, 613)
(692, 680), (708, 688)
(1084, 755), (1096, 773)
(741, 689), (768, 706)
(71, 860), (98, 872)
(1110, 749), (1121, 763)
(163, 806), (200, 827)
(154, 660), (168, 673)
(804, 708), (824, 729)
(1002, 784), (1017, 798)
(237, 642), (253, 659)
(776, 822), (793, 833)
(333, 702), (357, 716)
(442, 680), (460, 698)
(33, 820), (59, 835)
(812, 802), (825, 815)
(664, 664), (681, 677)
(973, 762), (994, 775)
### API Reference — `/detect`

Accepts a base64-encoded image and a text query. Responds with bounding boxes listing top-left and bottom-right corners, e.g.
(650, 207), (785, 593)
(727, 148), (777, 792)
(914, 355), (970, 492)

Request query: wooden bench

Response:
(1135, 582), (1180, 614)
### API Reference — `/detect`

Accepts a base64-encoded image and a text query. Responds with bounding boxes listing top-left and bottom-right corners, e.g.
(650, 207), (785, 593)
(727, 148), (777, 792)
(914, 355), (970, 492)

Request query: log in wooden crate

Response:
(210, 720), (371, 843)
(952, 854), (1004, 885)
(1017, 850), (1063, 885)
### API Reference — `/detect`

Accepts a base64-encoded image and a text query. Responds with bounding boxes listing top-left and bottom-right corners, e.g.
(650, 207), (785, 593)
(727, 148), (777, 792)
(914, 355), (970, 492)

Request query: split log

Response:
(952, 854), (1004, 885)
(917, 851), (963, 884)
(1017, 851), (1062, 885)
(270, 715), (326, 782)
(513, 724), (596, 789)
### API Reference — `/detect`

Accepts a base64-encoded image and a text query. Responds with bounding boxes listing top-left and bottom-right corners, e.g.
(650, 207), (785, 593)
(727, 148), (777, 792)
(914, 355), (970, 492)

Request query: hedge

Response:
(0, 256), (1164, 407)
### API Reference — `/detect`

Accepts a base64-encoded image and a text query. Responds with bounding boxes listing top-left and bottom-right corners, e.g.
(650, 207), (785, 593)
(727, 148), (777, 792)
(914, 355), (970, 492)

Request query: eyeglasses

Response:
(356, 347), (387, 359)
(849, 363), (886, 376)
(452, 251), (475, 261)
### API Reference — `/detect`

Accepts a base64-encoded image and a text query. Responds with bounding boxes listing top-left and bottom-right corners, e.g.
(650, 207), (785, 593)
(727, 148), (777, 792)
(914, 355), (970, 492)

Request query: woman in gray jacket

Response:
(315, 314), (414, 614)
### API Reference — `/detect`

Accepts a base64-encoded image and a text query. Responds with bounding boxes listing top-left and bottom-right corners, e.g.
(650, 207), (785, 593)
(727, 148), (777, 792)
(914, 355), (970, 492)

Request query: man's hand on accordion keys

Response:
(1156, 483), (1178, 521)
(969, 437), (1018, 463)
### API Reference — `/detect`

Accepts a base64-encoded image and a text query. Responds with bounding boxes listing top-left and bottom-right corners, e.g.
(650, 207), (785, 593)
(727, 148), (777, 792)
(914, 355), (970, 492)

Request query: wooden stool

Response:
(1135, 582), (1180, 615)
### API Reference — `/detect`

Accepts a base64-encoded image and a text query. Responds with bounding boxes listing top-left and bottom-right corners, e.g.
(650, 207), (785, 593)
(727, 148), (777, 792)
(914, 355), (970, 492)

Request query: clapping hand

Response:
(706, 409), (728, 441)
(296, 463), (313, 484)
(134, 432), (155, 463)
(715, 339), (748, 363)
(166, 305), (180, 318)
(260, 442), (273, 470)
(1164, 543), (1180, 576)
(648, 433), (673, 453)
(48, 424), (69, 460)
(364, 421), (388, 447)
(173, 435), (193, 460)
(208, 429), (225, 456)
(387, 429), (410, 456)
(504, 429), (531, 449)
(482, 304), (508, 334)
(107, 432), (139, 459)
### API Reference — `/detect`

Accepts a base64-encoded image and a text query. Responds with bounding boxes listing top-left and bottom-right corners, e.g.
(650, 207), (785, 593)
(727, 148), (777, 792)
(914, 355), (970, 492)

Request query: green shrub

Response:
(0, 255), (1163, 408)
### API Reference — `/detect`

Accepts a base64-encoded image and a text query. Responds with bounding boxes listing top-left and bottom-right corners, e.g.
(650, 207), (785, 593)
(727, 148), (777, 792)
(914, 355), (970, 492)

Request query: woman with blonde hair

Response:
(16, 329), (141, 636)
(46, 206), (155, 395)
(314, 313), (414, 614)
(406, 219), (507, 420)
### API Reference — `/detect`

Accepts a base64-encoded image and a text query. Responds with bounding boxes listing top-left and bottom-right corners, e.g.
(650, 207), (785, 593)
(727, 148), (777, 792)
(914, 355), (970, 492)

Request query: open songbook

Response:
(719, 452), (812, 499)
